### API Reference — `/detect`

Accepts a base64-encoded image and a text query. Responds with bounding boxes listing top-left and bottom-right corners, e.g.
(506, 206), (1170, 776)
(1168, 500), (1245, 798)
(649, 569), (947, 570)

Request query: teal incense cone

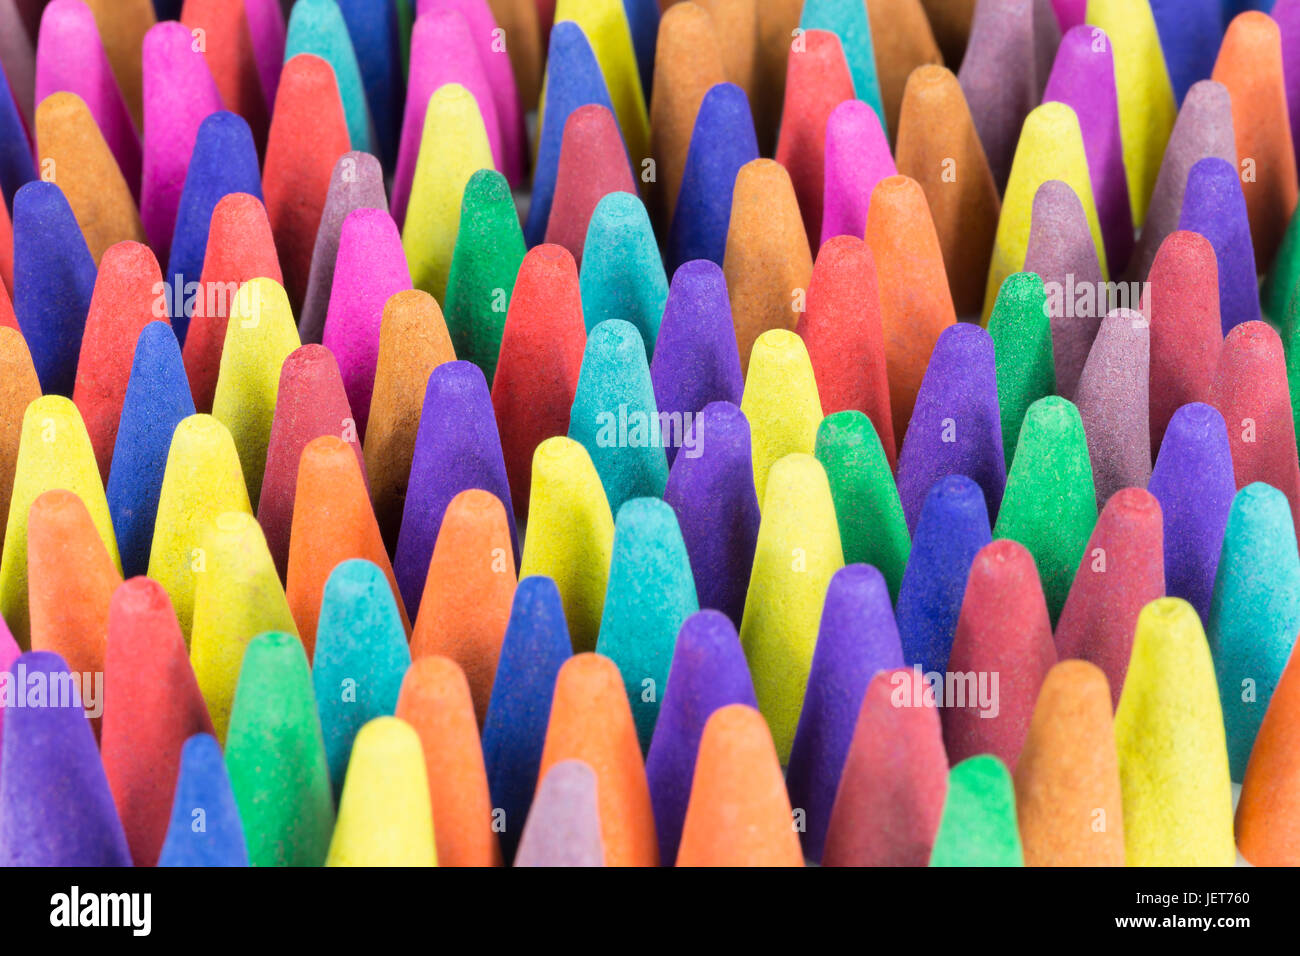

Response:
(569, 319), (670, 512)
(1207, 483), (1300, 781)
(993, 396), (1096, 622)
(814, 410), (910, 601)
(443, 168), (526, 386)
(578, 192), (668, 359)
(225, 632), (335, 867)
(929, 755), (1024, 867)
(284, 0), (373, 153)
(987, 271), (1055, 466)
(313, 559), (412, 798)
(800, 0), (887, 133)
(595, 497), (700, 752)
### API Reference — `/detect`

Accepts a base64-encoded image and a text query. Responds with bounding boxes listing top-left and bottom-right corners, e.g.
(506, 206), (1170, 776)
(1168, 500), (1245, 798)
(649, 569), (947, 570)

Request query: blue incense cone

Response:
(1179, 156), (1261, 334)
(157, 733), (250, 867)
(0, 63), (35, 211)
(338, 0), (403, 168)
(595, 498), (700, 751)
(165, 111), (262, 345)
(1206, 482), (1300, 780)
(1147, 402), (1235, 620)
(649, 259), (744, 465)
(895, 324), (1006, 532)
(13, 181), (96, 395)
(394, 360), (519, 615)
(526, 22), (618, 246)
(568, 319), (670, 512)
(667, 82), (759, 272)
(644, 610), (758, 865)
(285, 0), (374, 153)
(895, 474), (994, 677)
(801, 0), (887, 130)
(623, 0), (659, 100)
(786, 564), (904, 863)
(579, 192), (668, 357)
(482, 576), (573, 862)
(1150, 0), (1224, 104)
(0, 652), (132, 866)
(514, 759), (606, 867)
(663, 401), (760, 626)
(313, 559), (412, 798)
(106, 321), (198, 579)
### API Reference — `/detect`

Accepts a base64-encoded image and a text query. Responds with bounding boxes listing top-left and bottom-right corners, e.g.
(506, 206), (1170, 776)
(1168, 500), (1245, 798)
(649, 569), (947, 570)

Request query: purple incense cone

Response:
(1042, 25), (1133, 274)
(1147, 402), (1236, 620)
(514, 759), (605, 867)
(1073, 308), (1151, 509)
(821, 99), (895, 245)
(958, 0), (1061, 191)
(320, 207), (412, 439)
(1272, 0), (1300, 174)
(667, 82), (758, 273)
(662, 401), (760, 626)
(299, 151), (388, 345)
(258, 345), (364, 576)
(895, 474), (993, 678)
(140, 21), (223, 263)
(1179, 156), (1260, 334)
(416, 0), (524, 187)
(393, 360), (518, 616)
(644, 610), (758, 865)
(649, 260), (744, 466)
(786, 564), (905, 864)
(1024, 179), (1105, 399)
(0, 652), (132, 866)
(392, 9), (502, 225)
(895, 323), (1006, 533)
(1130, 80), (1236, 280)
(35, 0), (141, 195)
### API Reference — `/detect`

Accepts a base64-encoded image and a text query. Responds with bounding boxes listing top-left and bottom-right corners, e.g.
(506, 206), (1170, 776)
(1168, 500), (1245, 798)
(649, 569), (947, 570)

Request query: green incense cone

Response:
(993, 396), (1097, 622)
(987, 272), (1055, 466)
(930, 755), (1024, 867)
(225, 631), (335, 867)
(814, 410), (910, 601)
(1262, 203), (1300, 324)
(444, 169), (526, 386)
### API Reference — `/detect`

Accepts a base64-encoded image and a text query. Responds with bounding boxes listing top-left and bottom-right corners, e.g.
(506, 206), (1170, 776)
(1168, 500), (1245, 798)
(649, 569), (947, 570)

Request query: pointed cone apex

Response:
(157, 733), (249, 866)
(1115, 598), (1235, 866)
(0, 651), (131, 866)
(515, 759), (605, 867)
(1013, 660), (1125, 865)
(102, 577), (214, 866)
(929, 755), (1024, 866)
(823, 667), (948, 867)
(538, 653), (658, 866)
(325, 717), (437, 866)
(395, 656), (501, 867)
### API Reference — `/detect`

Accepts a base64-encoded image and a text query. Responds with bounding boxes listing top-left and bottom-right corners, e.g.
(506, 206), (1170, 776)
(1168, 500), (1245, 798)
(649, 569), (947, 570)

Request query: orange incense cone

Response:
(922, 0), (976, 64)
(35, 91), (145, 264)
(751, 0), (804, 153)
(894, 64), (999, 317)
(84, 0), (154, 127)
(27, 490), (122, 727)
(1237, 643), (1300, 865)
(72, 241), (166, 482)
(1211, 11), (1298, 272)
(648, 2), (726, 229)
(1013, 659), (1125, 866)
(0, 329), (40, 554)
(285, 435), (408, 661)
(723, 158), (813, 372)
(866, 0), (944, 138)
(697, 0), (757, 98)
(538, 653), (658, 866)
(409, 489), (517, 726)
(866, 174), (958, 441)
(676, 703), (804, 866)
(363, 289), (457, 551)
(489, 0), (543, 108)
(396, 655), (503, 867)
